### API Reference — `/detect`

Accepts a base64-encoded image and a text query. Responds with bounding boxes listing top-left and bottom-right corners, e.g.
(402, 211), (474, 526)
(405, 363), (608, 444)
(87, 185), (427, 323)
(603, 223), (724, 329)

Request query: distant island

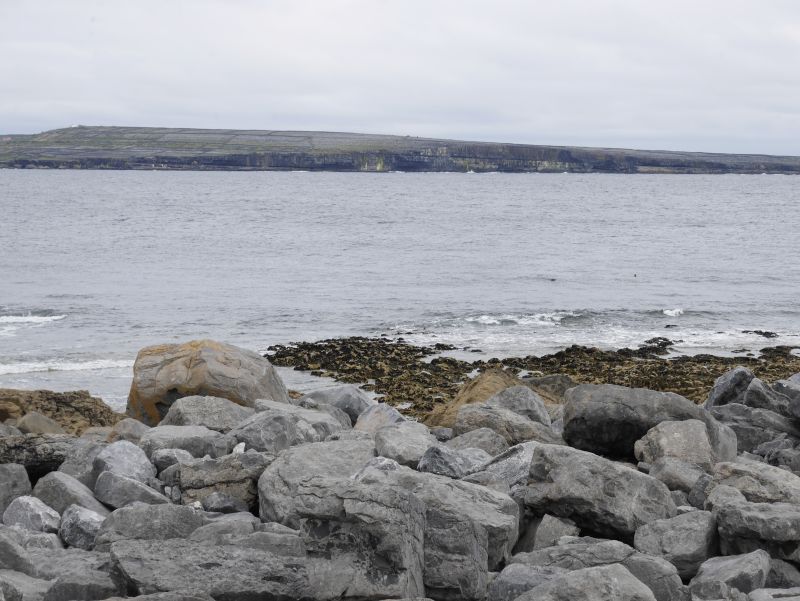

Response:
(1, 125), (799, 173)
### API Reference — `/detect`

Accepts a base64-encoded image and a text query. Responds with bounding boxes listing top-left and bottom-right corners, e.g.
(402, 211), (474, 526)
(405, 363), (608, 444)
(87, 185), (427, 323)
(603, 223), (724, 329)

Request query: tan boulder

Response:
(126, 339), (289, 426)
(425, 367), (522, 428)
(0, 389), (122, 435)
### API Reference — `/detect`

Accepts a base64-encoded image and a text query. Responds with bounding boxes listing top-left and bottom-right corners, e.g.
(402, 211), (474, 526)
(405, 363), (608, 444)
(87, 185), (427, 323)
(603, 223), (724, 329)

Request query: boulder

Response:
(705, 366), (755, 409)
(425, 367), (522, 428)
(749, 589), (800, 601)
(0, 423), (21, 437)
(513, 563), (657, 601)
(0, 434), (85, 481)
(178, 451), (273, 510)
(510, 539), (684, 601)
(487, 563), (566, 601)
(0, 569), (52, 601)
(521, 373), (579, 404)
(41, 569), (121, 601)
(416, 444), (488, 479)
(107, 417), (150, 443)
(94, 471), (169, 508)
(525, 444), (676, 540)
(0, 528), (34, 574)
(766, 558), (800, 588)
(2, 497), (59, 534)
(125, 339), (289, 426)
(648, 457), (706, 493)
(446, 427), (509, 456)
(454, 404), (562, 445)
(485, 385), (551, 425)
(159, 396), (255, 433)
(744, 378), (793, 417)
(633, 511), (717, 578)
(465, 442), (539, 504)
(634, 420), (715, 470)
(353, 403), (405, 433)
(32, 472), (109, 517)
(15, 412), (65, 435)
(301, 384), (375, 425)
(354, 458), (519, 600)
(689, 550), (771, 599)
(533, 515), (580, 550)
(138, 425), (231, 459)
(0, 466), (30, 517)
(258, 439), (377, 524)
(711, 457), (800, 504)
(229, 400), (346, 453)
(151, 448), (193, 473)
(91, 439), (156, 486)
(200, 492), (248, 514)
(0, 523), (62, 551)
(0, 389), (121, 436)
(109, 538), (312, 600)
(374, 421), (437, 467)
(563, 383), (735, 460)
(58, 505), (104, 550)
(94, 503), (206, 551)
(711, 403), (800, 453)
(57, 440), (106, 487)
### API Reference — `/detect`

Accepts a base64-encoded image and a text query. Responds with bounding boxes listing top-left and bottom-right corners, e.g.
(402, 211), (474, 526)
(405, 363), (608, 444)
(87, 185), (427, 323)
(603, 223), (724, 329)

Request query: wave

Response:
(662, 308), (684, 317)
(0, 314), (67, 324)
(0, 359), (133, 376)
(463, 311), (581, 327)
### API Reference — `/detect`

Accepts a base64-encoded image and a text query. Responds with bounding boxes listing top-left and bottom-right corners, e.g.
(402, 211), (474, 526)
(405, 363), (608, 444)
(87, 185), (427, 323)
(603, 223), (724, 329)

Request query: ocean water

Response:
(1, 170), (799, 410)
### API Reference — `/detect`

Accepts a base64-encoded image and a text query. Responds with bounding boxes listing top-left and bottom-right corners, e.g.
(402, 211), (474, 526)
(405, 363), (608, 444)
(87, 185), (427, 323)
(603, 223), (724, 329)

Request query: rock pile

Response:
(0, 340), (799, 600)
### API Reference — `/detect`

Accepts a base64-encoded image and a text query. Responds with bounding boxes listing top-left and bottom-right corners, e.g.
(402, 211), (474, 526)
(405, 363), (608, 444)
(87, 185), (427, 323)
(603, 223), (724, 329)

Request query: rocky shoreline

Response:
(1, 338), (800, 600)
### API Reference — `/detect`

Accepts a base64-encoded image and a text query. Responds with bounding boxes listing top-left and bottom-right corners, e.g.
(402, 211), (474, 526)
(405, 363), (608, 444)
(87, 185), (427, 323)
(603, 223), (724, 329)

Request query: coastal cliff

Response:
(2, 126), (800, 173)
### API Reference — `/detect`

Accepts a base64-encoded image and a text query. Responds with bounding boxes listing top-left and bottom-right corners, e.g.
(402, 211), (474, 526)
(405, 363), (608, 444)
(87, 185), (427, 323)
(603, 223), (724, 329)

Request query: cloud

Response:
(1, 0), (799, 153)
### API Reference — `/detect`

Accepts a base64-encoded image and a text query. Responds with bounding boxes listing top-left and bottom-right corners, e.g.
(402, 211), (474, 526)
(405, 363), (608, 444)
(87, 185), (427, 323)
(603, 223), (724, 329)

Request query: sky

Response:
(2, 0), (799, 154)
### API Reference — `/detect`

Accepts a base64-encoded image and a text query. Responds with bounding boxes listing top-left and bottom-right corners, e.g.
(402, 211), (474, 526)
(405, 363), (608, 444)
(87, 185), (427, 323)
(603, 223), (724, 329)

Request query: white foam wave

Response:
(662, 308), (684, 317)
(0, 359), (133, 376)
(0, 314), (67, 324)
(463, 312), (580, 327)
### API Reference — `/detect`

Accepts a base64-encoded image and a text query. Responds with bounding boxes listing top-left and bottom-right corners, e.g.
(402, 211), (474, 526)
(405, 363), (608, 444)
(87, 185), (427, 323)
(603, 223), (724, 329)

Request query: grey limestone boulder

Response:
(301, 384), (375, 425)
(510, 538), (684, 601)
(649, 457), (707, 493)
(446, 426), (509, 456)
(160, 395), (255, 433)
(766, 558), (800, 588)
(749, 588), (800, 601)
(16, 412), (64, 435)
(689, 550), (771, 599)
(711, 457), (800, 504)
(353, 402), (405, 433)
(2, 497), (59, 534)
(125, 339), (289, 426)
(109, 538), (312, 600)
(513, 563), (657, 601)
(228, 400), (347, 453)
(199, 492), (248, 514)
(178, 451), (273, 510)
(258, 438), (376, 524)
(485, 385), (551, 425)
(151, 448), (193, 473)
(633, 510), (717, 578)
(0, 434), (84, 481)
(465, 441), (540, 504)
(32, 472), (109, 517)
(107, 417), (151, 443)
(58, 504), (104, 550)
(534, 515), (581, 550)
(416, 444), (488, 479)
(92, 439), (156, 486)
(711, 402), (800, 453)
(705, 366), (755, 409)
(41, 569), (122, 601)
(564, 383), (735, 461)
(138, 425), (231, 459)
(374, 420), (437, 467)
(94, 503), (206, 551)
(454, 404), (562, 445)
(634, 419), (716, 469)
(0, 569), (52, 601)
(525, 444), (676, 540)
(744, 378), (793, 417)
(0, 466), (30, 517)
(57, 440), (106, 487)
(487, 563), (566, 601)
(94, 471), (169, 508)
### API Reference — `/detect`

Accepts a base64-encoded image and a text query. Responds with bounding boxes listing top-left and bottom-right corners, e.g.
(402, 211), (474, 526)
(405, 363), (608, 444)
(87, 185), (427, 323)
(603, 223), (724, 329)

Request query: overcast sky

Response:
(2, 0), (799, 154)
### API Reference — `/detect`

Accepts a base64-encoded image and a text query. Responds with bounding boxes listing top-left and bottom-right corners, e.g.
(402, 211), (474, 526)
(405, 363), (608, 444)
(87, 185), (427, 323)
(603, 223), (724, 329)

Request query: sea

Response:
(1, 170), (799, 411)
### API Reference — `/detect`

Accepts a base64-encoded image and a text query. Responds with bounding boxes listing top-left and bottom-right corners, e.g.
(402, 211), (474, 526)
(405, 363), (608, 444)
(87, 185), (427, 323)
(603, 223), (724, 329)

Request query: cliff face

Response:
(1, 126), (799, 173)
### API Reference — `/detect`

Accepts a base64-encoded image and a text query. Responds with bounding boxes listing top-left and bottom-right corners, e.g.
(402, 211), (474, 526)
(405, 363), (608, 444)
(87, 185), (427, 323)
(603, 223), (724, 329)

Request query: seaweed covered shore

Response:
(266, 336), (800, 419)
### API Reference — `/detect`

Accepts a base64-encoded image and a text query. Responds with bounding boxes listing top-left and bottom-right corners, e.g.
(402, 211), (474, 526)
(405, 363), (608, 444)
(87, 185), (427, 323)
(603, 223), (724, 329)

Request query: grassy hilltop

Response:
(1, 125), (799, 173)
